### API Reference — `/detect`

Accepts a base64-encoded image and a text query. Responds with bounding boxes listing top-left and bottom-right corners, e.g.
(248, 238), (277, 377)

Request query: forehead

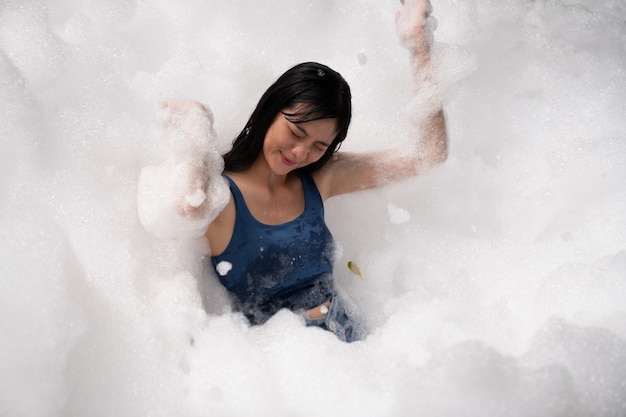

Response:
(281, 102), (336, 122)
(282, 103), (337, 124)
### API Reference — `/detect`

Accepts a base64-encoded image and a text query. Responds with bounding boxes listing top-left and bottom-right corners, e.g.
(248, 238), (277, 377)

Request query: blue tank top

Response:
(210, 173), (335, 325)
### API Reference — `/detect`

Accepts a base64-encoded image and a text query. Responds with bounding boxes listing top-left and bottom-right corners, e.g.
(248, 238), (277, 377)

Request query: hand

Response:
(158, 98), (214, 138)
(177, 162), (209, 217)
(157, 98), (220, 220)
(395, 0), (435, 58)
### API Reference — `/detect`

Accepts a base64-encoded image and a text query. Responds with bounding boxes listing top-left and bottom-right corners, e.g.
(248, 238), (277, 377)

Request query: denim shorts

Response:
(304, 296), (367, 343)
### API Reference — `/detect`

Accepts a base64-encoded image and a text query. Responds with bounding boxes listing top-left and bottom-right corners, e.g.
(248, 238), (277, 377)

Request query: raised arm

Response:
(137, 99), (230, 239)
(315, 0), (447, 200)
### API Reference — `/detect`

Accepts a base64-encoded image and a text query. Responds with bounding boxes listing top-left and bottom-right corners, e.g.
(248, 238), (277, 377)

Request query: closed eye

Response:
(314, 142), (329, 152)
(289, 128), (305, 139)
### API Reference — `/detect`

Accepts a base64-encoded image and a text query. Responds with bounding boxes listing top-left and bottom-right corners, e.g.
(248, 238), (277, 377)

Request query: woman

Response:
(153, 0), (447, 342)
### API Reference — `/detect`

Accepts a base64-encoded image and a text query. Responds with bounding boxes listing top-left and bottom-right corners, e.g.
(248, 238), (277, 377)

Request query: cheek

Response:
(266, 130), (288, 150)
(261, 137), (270, 155)
(262, 131), (280, 153)
(307, 149), (327, 164)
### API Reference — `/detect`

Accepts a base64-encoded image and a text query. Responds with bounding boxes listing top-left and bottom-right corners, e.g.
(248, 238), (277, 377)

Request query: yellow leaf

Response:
(347, 261), (363, 279)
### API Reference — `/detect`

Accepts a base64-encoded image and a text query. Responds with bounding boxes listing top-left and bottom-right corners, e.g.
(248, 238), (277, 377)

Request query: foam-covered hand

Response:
(395, 0), (435, 57)
(157, 99), (215, 150)
(137, 99), (229, 240)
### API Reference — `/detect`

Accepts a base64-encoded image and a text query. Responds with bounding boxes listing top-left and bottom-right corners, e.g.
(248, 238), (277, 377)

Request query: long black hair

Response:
(223, 62), (352, 173)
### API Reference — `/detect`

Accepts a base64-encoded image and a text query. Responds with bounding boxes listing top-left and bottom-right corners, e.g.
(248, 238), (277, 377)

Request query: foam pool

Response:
(1, 0), (625, 416)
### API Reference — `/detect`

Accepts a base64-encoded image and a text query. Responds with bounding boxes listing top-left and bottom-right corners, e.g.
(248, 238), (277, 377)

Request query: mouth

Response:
(280, 152), (296, 166)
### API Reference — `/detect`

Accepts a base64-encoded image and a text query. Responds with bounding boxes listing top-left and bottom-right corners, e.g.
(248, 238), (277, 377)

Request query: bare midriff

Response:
(303, 300), (331, 319)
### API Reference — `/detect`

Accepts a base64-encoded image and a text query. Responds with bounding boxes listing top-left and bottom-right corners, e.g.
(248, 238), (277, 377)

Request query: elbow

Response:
(425, 137), (448, 166)
(425, 111), (448, 166)
(435, 147), (448, 165)
(419, 148), (447, 172)
(425, 151), (447, 169)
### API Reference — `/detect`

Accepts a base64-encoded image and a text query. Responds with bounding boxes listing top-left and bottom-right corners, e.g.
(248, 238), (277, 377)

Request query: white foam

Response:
(1, 0), (625, 416)
(137, 101), (229, 240)
(387, 203), (411, 224)
(215, 261), (233, 277)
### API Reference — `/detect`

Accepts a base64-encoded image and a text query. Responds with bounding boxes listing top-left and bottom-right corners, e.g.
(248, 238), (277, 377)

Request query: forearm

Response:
(137, 99), (230, 239)
(404, 6), (448, 167)
(323, 1), (448, 198)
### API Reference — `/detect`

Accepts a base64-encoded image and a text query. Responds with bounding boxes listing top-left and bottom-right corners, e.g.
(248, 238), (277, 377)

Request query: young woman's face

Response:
(262, 110), (338, 175)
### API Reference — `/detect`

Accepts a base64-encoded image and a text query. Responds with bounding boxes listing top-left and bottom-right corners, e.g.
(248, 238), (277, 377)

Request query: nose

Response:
(291, 143), (309, 161)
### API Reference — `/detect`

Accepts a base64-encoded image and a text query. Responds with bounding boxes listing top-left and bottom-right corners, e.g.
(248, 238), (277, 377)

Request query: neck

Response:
(247, 156), (294, 191)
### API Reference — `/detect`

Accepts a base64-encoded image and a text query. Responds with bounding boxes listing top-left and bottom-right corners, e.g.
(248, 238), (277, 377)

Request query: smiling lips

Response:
(280, 152), (296, 166)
